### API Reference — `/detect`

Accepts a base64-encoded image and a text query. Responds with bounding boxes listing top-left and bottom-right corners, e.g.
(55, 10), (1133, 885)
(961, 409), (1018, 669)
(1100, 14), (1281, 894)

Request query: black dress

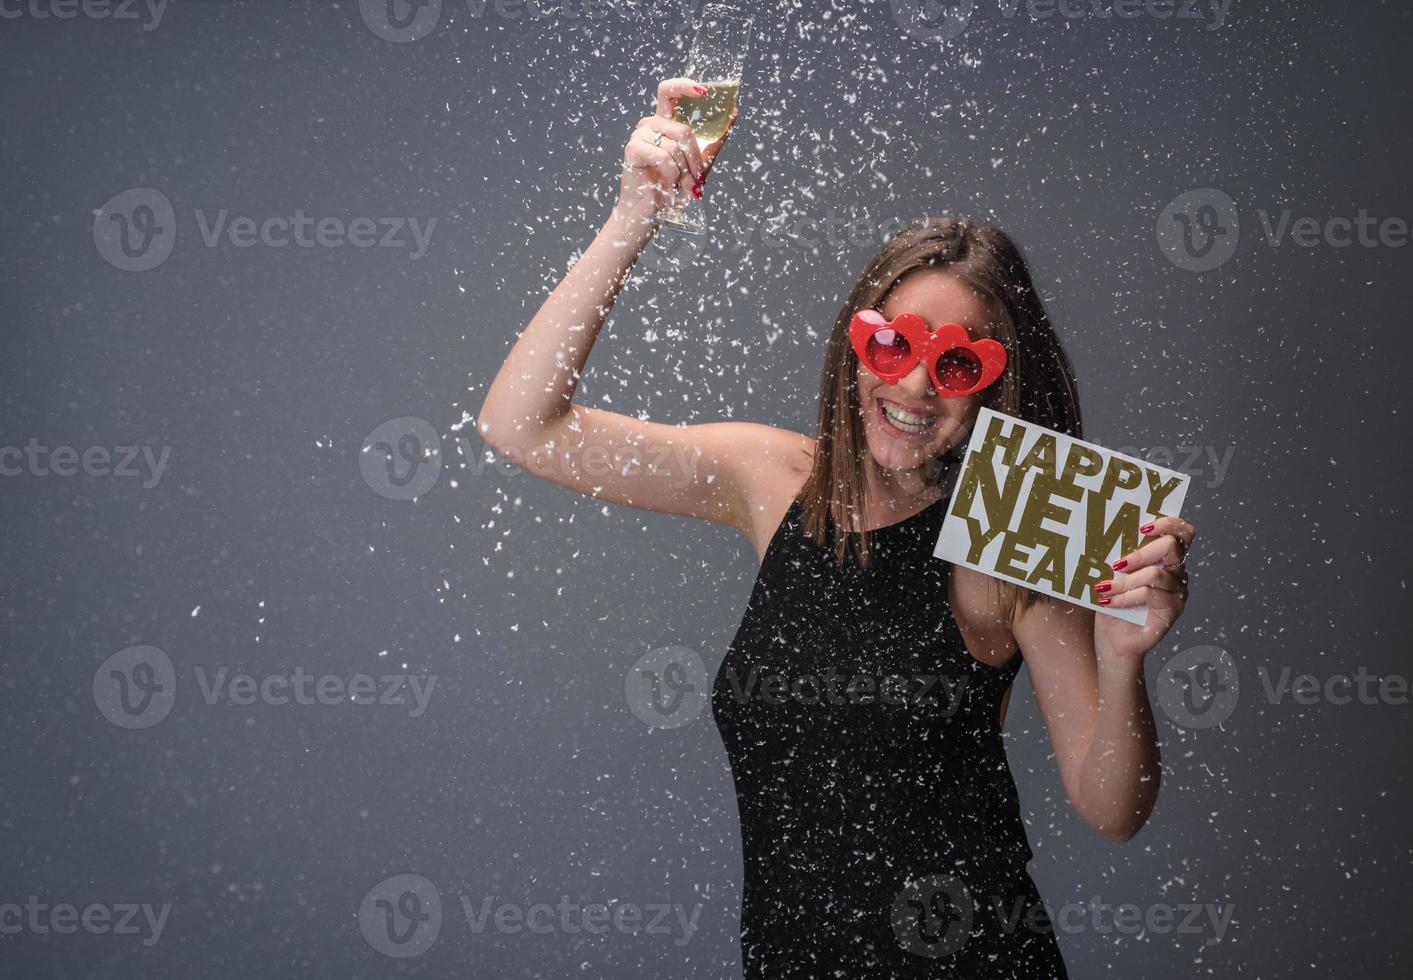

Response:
(711, 473), (1068, 979)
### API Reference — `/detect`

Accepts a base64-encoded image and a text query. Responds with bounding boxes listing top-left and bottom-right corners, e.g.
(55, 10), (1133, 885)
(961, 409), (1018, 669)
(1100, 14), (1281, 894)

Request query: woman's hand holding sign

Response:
(1091, 515), (1197, 661)
(930, 409), (1199, 839)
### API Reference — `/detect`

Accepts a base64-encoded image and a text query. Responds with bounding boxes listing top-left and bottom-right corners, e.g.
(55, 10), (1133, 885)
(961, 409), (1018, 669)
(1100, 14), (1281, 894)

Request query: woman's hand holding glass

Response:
(614, 77), (738, 230)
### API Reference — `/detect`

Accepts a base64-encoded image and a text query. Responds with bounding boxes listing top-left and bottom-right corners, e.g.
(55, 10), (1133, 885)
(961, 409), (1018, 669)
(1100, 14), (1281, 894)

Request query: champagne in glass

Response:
(673, 79), (741, 149)
(658, 5), (752, 237)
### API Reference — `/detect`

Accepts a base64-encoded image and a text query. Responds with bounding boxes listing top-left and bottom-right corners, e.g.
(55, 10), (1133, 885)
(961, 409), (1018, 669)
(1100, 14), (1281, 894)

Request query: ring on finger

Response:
(646, 130), (690, 171)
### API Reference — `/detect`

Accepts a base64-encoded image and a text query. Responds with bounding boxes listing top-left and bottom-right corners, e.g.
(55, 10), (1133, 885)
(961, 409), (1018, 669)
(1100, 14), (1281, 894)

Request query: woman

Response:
(478, 78), (1195, 978)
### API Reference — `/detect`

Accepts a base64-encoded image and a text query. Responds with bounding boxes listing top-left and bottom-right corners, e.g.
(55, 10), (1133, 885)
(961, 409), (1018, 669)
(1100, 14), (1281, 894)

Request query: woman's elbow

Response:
(474, 408), (511, 454)
(1087, 798), (1158, 843)
(1094, 820), (1143, 844)
(1076, 787), (1159, 843)
(474, 397), (532, 456)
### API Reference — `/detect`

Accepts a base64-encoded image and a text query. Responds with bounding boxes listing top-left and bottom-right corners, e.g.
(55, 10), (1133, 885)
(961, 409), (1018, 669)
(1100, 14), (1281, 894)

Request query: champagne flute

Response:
(658, 4), (752, 236)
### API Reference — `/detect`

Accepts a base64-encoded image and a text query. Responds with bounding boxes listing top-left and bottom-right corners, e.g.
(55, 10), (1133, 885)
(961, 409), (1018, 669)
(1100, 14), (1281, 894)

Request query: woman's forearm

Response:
(1074, 651), (1162, 841)
(477, 205), (656, 450)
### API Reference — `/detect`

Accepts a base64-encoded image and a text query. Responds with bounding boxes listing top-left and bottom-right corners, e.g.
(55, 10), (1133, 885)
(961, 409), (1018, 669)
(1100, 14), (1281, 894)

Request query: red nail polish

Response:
(1111, 558), (1128, 571)
(1139, 521), (1155, 534)
(691, 184), (702, 198)
(693, 85), (707, 94)
(1094, 581), (1112, 594)
(1097, 597), (1111, 606)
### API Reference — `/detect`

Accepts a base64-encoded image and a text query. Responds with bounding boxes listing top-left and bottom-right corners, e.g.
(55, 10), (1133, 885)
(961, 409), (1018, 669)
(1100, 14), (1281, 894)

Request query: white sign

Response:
(934, 408), (1191, 624)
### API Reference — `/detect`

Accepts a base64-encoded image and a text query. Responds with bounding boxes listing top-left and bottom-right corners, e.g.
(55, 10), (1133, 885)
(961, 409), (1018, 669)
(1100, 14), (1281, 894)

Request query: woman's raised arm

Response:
(476, 79), (806, 540)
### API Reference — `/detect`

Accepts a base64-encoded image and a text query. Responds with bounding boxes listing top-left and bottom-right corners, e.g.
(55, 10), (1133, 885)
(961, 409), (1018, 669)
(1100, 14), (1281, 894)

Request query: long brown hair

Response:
(797, 216), (1083, 625)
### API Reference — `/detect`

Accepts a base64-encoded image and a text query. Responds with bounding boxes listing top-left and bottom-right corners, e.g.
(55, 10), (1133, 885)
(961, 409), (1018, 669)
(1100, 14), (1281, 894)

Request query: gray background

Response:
(2, 0), (1411, 977)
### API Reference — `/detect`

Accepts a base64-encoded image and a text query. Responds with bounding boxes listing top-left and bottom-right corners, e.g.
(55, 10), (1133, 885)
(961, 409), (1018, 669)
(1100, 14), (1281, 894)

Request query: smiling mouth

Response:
(877, 398), (941, 438)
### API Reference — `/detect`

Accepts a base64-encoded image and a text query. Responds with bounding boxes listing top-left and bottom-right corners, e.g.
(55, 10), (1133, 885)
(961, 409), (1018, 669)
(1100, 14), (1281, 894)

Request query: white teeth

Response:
(881, 402), (936, 434)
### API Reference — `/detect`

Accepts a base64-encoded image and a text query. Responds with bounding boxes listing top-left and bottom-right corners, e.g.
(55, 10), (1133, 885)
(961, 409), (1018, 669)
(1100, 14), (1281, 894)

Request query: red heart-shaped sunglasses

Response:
(848, 309), (1007, 397)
